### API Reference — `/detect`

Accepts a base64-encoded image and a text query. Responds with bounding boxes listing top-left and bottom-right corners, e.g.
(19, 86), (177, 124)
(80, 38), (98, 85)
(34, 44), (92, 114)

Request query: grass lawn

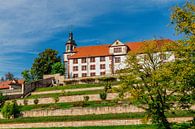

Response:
(19, 100), (117, 111)
(0, 110), (193, 124)
(27, 89), (105, 99)
(35, 83), (104, 92)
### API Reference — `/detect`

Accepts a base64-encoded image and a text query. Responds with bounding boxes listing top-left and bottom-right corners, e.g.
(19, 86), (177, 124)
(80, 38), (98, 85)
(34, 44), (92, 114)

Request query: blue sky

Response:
(0, 0), (185, 78)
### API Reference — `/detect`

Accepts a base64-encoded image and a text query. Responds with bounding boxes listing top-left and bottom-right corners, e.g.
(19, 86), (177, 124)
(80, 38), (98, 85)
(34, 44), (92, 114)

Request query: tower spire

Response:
(65, 32), (77, 53)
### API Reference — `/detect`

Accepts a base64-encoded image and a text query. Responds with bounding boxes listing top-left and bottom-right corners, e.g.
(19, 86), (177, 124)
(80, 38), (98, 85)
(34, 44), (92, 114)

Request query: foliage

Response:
(0, 92), (7, 108)
(5, 72), (14, 80)
(1, 101), (20, 119)
(83, 96), (90, 107)
(21, 70), (36, 84)
(99, 92), (107, 101)
(51, 62), (65, 75)
(171, 1), (195, 36)
(53, 96), (59, 103)
(25, 48), (61, 80)
(104, 81), (112, 93)
(23, 99), (28, 106)
(118, 39), (194, 129)
(0, 77), (4, 82)
(83, 96), (89, 102)
(34, 98), (39, 105)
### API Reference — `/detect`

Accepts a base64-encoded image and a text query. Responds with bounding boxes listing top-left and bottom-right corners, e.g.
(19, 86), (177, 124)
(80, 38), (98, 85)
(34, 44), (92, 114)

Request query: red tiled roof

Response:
(0, 80), (24, 90)
(69, 44), (110, 59)
(68, 39), (173, 59)
(126, 39), (173, 52)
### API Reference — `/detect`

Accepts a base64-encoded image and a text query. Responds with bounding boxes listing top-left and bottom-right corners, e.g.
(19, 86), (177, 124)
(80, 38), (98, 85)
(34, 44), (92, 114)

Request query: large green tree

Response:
(51, 62), (65, 75)
(118, 2), (195, 129)
(24, 48), (61, 80)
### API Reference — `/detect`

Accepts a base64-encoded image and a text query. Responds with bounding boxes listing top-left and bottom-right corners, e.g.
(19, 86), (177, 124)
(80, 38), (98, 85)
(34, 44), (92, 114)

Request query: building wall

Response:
(68, 56), (112, 78)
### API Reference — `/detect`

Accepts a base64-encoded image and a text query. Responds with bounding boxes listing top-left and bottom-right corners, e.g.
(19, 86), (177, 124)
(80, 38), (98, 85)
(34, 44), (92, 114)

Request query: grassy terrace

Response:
(19, 101), (116, 111)
(35, 83), (104, 92)
(27, 89), (105, 99)
(1, 111), (193, 124)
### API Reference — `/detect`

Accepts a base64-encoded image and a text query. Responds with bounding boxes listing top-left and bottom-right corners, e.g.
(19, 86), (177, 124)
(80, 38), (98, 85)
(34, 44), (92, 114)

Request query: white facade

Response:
(64, 37), (175, 79)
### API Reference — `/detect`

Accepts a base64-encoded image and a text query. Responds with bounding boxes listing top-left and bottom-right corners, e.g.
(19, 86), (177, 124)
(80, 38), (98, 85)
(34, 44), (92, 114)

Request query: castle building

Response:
(64, 32), (174, 79)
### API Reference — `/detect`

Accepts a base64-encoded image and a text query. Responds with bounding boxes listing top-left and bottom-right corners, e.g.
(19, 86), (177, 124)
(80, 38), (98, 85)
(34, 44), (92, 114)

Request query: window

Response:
(82, 73), (87, 77)
(100, 72), (105, 75)
(115, 57), (121, 63)
(100, 64), (105, 69)
(114, 47), (122, 53)
(73, 59), (78, 64)
(82, 58), (86, 63)
(100, 57), (105, 62)
(90, 65), (95, 70)
(90, 57), (95, 62)
(73, 74), (78, 78)
(90, 72), (96, 76)
(73, 66), (78, 71)
(82, 65), (87, 71)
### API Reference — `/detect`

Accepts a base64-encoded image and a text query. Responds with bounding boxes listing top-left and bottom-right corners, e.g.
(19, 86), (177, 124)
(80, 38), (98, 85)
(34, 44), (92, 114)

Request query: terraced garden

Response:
(1, 83), (194, 129)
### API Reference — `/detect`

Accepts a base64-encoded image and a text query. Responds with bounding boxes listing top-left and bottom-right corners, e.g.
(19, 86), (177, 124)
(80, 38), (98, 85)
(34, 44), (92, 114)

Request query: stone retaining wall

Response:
(0, 117), (193, 129)
(22, 105), (144, 117)
(16, 93), (118, 105)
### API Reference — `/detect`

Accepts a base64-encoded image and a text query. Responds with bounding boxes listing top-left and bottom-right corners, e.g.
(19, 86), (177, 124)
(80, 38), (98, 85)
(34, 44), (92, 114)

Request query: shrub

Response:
(53, 96), (59, 103)
(98, 77), (116, 82)
(23, 99), (28, 105)
(61, 90), (68, 96)
(104, 82), (112, 93)
(80, 78), (95, 83)
(33, 98), (39, 105)
(83, 96), (89, 102)
(1, 101), (20, 119)
(73, 101), (84, 107)
(100, 92), (107, 101)
(0, 92), (7, 108)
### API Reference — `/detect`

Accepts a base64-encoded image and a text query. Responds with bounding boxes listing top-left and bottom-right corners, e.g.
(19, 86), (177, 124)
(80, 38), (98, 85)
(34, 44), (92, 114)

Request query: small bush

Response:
(100, 92), (107, 101)
(82, 96), (90, 107)
(53, 96), (59, 103)
(80, 78), (95, 83)
(0, 92), (7, 107)
(104, 82), (112, 93)
(73, 101), (84, 107)
(83, 96), (89, 102)
(1, 101), (20, 119)
(33, 98), (39, 105)
(23, 99), (28, 105)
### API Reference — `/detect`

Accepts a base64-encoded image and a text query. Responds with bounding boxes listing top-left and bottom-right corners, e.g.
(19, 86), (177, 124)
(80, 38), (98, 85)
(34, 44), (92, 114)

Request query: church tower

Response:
(64, 32), (77, 78)
(65, 32), (77, 53)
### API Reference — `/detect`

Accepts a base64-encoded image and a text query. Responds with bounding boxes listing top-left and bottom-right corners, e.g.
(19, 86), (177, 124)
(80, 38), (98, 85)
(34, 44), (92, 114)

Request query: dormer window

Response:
(114, 48), (122, 53)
